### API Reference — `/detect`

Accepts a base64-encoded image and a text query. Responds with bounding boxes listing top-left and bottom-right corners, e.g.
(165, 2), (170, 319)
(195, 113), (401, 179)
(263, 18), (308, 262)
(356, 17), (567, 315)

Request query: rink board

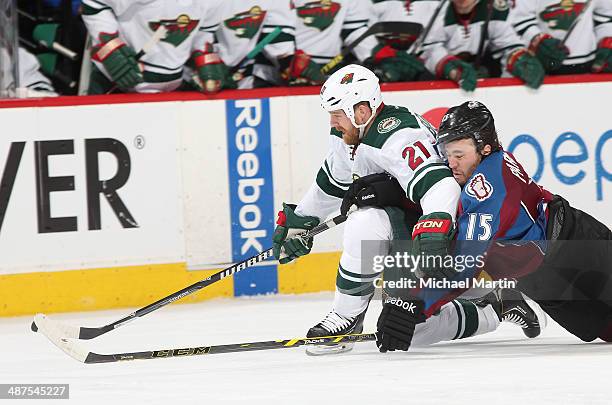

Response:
(0, 75), (610, 316)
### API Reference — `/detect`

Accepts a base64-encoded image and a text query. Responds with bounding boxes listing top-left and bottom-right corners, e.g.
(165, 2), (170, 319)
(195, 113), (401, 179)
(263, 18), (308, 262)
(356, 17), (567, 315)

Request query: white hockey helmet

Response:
(320, 64), (383, 135)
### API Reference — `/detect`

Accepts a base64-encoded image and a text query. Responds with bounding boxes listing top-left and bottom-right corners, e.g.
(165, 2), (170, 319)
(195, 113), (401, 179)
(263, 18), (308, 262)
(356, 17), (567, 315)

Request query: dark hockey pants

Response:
(517, 196), (612, 342)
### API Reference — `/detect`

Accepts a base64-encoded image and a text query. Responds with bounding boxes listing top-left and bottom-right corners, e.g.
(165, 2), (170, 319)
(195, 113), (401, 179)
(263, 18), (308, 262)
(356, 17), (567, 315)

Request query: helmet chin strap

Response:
(351, 112), (377, 139)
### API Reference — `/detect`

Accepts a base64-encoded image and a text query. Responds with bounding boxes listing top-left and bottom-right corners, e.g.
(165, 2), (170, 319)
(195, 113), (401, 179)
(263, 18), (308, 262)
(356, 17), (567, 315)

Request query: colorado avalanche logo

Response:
(340, 73), (354, 84)
(466, 173), (493, 201)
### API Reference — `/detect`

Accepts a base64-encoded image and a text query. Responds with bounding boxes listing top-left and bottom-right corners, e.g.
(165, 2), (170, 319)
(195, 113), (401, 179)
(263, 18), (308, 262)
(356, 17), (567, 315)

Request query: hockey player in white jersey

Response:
(81, 0), (229, 94)
(214, 1), (323, 88)
(293, 0), (420, 82)
(272, 64), (544, 354)
(422, 0), (546, 90)
(1, 47), (57, 97)
(368, 0), (440, 81)
(510, 0), (612, 74)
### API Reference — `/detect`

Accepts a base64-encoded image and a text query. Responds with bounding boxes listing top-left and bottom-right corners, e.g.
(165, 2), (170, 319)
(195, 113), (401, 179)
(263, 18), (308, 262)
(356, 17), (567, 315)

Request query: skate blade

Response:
(305, 342), (355, 356)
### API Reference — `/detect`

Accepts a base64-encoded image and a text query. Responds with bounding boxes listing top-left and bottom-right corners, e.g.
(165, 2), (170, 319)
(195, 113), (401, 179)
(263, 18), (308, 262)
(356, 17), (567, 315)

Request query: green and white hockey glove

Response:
(439, 57), (477, 92)
(508, 49), (545, 89)
(92, 32), (143, 91)
(272, 203), (320, 264)
(529, 33), (569, 72)
(191, 43), (236, 93)
(592, 37), (612, 73)
(280, 50), (326, 85)
(412, 212), (457, 280)
(371, 44), (425, 82)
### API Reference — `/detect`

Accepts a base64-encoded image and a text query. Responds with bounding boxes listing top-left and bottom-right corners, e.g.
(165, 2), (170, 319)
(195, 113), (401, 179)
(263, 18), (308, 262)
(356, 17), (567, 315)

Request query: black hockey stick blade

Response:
(30, 209), (354, 340)
(35, 313), (376, 364)
(321, 21), (423, 74)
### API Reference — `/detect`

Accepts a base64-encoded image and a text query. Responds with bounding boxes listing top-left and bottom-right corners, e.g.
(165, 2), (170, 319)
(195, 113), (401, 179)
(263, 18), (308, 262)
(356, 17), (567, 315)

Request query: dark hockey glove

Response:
(508, 49), (545, 89)
(370, 44), (425, 82)
(340, 173), (405, 216)
(440, 57), (477, 91)
(376, 295), (426, 352)
(529, 33), (569, 72)
(272, 203), (320, 264)
(91, 32), (143, 91)
(592, 37), (612, 73)
(412, 212), (457, 280)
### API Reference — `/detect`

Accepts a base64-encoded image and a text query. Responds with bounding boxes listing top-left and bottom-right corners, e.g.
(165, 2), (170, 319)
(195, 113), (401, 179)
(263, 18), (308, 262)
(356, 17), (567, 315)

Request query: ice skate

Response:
(476, 288), (547, 338)
(305, 310), (366, 356)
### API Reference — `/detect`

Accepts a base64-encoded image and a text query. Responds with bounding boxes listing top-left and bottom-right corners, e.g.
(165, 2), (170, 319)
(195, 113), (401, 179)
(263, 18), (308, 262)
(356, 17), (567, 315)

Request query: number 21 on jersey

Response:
(402, 141), (431, 170)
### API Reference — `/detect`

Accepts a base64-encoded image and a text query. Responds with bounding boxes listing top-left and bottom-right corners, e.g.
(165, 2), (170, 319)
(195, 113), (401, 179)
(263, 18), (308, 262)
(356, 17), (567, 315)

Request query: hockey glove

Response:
(529, 34), (569, 72)
(273, 203), (320, 264)
(508, 49), (545, 89)
(192, 43), (236, 93)
(371, 44), (425, 82)
(412, 212), (457, 280)
(92, 32), (143, 91)
(376, 295), (426, 352)
(592, 37), (612, 73)
(340, 173), (405, 216)
(280, 50), (326, 85)
(439, 57), (477, 92)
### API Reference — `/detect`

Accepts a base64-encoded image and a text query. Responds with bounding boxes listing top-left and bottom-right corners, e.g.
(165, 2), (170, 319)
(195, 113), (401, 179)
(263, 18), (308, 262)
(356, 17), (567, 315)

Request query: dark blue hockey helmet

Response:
(436, 101), (501, 156)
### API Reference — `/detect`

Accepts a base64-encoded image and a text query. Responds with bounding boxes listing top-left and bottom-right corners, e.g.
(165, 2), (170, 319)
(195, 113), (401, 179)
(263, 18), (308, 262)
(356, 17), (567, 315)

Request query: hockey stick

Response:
(561, 0), (592, 46)
(408, 0), (448, 55)
(34, 314), (376, 364)
(320, 21), (423, 75)
(105, 25), (168, 94)
(31, 209), (353, 340)
(474, 0), (494, 71)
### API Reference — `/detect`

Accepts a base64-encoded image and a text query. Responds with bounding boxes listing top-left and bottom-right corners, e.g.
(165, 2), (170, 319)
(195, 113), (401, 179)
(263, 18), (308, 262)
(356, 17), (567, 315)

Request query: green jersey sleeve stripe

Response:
(406, 163), (449, 202)
(82, 3), (111, 15)
(410, 167), (453, 204)
(324, 161), (351, 188)
(316, 168), (346, 199)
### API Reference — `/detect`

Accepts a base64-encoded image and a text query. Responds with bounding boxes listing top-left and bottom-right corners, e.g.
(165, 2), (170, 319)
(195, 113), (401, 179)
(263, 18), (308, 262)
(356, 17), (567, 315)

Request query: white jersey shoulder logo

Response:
(493, 0), (509, 11)
(377, 117), (401, 134)
(466, 173), (494, 201)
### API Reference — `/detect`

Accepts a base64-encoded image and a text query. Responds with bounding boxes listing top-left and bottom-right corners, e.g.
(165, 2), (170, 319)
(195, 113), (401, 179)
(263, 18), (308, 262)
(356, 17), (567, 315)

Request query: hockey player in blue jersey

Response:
(375, 100), (612, 352)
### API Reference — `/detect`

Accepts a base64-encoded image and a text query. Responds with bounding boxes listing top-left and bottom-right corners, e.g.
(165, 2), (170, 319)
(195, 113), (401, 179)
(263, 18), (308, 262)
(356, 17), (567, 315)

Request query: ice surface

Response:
(1, 292), (611, 404)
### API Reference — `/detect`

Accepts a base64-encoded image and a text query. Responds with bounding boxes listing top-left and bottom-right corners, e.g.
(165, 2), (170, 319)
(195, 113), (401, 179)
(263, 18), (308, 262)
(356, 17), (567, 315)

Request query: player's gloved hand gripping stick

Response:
(31, 207), (355, 340)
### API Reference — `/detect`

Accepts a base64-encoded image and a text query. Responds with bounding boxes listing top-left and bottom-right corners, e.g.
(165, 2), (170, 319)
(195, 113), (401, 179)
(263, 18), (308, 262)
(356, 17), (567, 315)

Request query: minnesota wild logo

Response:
(296, 0), (341, 31)
(340, 73), (354, 84)
(225, 6), (267, 39)
(540, 0), (586, 30)
(149, 14), (198, 47)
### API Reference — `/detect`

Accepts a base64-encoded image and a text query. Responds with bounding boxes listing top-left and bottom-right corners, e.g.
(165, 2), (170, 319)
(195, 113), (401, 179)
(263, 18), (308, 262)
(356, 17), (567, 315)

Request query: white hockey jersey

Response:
(215, 0), (296, 88)
(422, 0), (525, 77)
(1, 47), (56, 97)
(510, 0), (612, 67)
(292, 0), (379, 64)
(372, 0), (443, 52)
(296, 104), (460, 222)
(82, 0), (225, 92)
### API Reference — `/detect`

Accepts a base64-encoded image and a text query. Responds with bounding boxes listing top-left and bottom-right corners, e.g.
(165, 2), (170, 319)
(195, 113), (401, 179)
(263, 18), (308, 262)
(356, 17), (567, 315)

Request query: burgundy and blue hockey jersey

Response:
(420, 150), (554, 315)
